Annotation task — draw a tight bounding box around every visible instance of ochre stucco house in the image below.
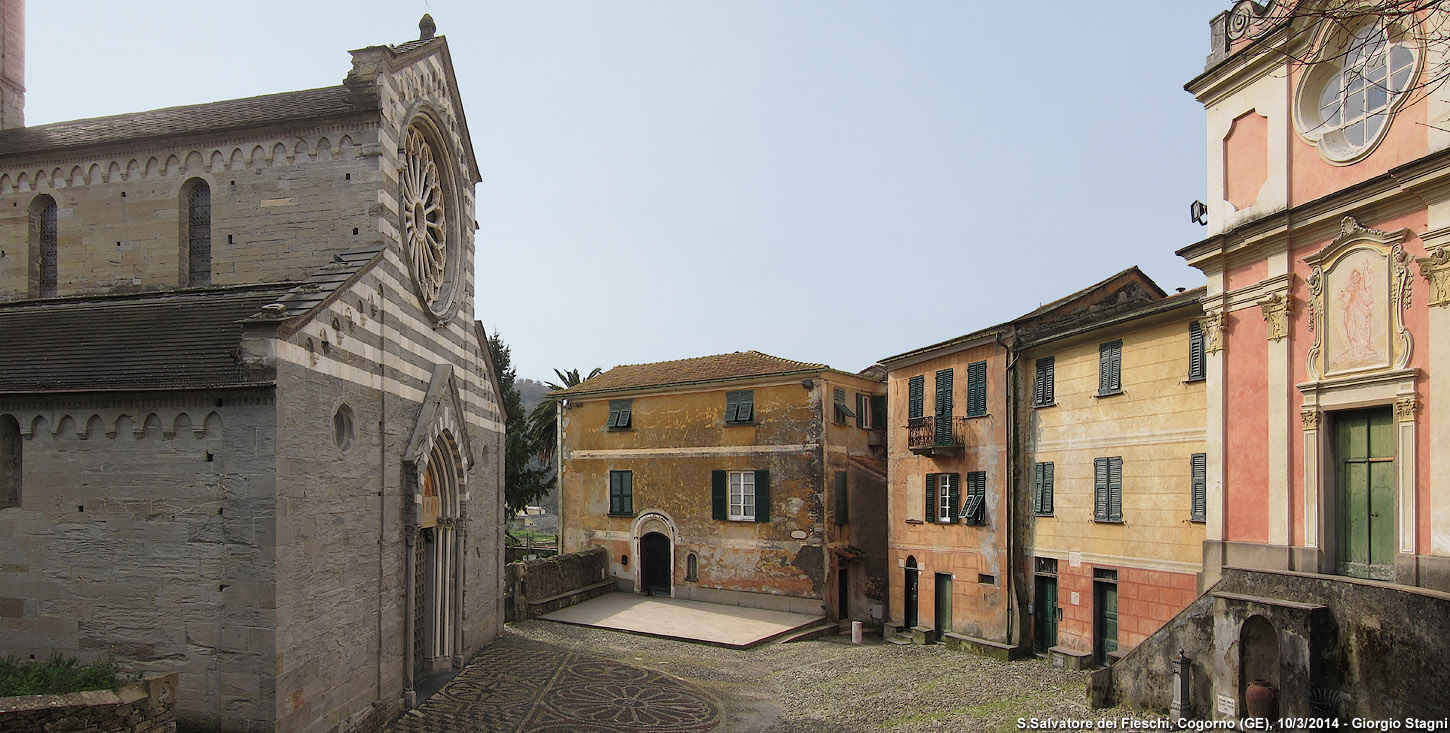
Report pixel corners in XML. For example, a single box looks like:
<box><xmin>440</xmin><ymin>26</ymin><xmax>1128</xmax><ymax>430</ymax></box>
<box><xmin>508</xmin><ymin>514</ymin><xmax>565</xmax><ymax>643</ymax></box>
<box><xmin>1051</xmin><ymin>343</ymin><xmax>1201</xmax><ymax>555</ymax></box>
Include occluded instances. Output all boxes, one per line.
<box><xmin>554</xmin><ymin>351</ymin><xmax>887</xmax><ymax>624</ymax></box>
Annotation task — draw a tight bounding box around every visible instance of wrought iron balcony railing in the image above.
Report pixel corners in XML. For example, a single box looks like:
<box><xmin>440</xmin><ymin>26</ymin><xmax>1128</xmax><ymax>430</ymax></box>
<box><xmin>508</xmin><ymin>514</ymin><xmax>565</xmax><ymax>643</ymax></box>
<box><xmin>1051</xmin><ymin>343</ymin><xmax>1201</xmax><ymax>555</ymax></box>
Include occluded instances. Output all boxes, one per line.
<box><xmin>907</xmin><ymin>415</ymin><xmax>966</xmax><ymax>454</ymax></box>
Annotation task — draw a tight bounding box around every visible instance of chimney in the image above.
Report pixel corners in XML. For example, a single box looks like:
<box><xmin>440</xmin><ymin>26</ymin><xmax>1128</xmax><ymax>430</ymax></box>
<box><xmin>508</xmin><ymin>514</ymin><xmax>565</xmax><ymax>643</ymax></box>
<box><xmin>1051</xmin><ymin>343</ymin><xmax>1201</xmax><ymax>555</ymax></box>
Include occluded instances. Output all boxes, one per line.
<box><xmin>0</xmin><ymin>0</ymin><xmax>24</xmax><ymax>129</ymax></box>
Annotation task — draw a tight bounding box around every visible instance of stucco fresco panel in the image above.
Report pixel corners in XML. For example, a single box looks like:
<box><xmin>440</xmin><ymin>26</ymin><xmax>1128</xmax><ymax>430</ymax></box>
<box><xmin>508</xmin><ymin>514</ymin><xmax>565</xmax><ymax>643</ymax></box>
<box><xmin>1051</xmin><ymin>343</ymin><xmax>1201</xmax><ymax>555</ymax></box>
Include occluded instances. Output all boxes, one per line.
<box><xmin>1224</xmin><ymin>110</ymin><xmax>1268</xmax><ymax>211</ymax></box>
<box><xmin>1323</xmin><ymin>249</ymin><xmax>1392</xmax><ymax>375</ymax></box>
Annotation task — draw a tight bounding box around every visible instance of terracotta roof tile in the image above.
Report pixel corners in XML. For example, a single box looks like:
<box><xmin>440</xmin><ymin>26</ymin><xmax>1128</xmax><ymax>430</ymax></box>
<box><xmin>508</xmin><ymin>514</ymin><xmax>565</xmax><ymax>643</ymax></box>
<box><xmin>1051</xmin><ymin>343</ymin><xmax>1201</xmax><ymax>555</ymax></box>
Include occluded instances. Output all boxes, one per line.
<box><xmin>554</xmin><ymin>351</ymin><xmax>829</xmax><ymax>396</ymax></box>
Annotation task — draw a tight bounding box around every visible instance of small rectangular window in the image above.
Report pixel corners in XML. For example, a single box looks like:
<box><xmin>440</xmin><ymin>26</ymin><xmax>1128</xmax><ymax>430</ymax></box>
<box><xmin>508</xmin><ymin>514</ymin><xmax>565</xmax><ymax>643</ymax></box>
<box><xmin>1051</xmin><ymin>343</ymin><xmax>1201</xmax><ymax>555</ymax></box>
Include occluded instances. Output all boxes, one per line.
<box><xmin>962</xmin><ymin>471</ymin><xmax>986</xmax><ymax>525</ymax></box>
<box><xmin>725</xmin><ymin>390</ymin><xmax>754</xmax><ymax>424</ymax></box>
<box><xmin>1098</xmin><ymin>341</ymin><xmax>1123</xmax><ymax>396</ymax></box>
<box><xmin>1033</xmin><ymin>357</ymin><xmax>1055</xmax><ymax>407</ymax></box>
<box><xmin>1035</xmin><ymin>557</ymin><xmax>1058</xmax><ymax>575</ymax></box>
<box><xmin>926</xmin><ymin>473</ymin><xmax>959</xmax><ymax>524</ymax></box>
<box><xmin>606</xmin><ymin>399</ymin><xmax>633</xmax><ymax>429</ymax></box>
<box><xmin>855</xmin><ymin>393</ymin><xmax>869</xmax><ymax>428</ymax></box>
<box><xmin>1094</xmin><ymin>456</ymin><xmax>1123</xmax><ymax>522</ymax></box>
<box><xmin>1190</xmin><ymin>453</ymin><xmax>1206</xmax><ymax>522</ymax></box>
<box><xmin>728</xmin><ymin>470</ymin><xmax>756</xmax><ymax>521</ymax></box>
<box><xmin>978</xmin><ymin>574</ymin><xmax>997</xmax><ymax>586</ymax></box>
<box><xmin>834</xmin><ymin>470</ymin><xmax>849</xmax><ymax>524</ymax></box>
<box><xmin>966</xmin><ymin>361</ymin><xmax>987</xmax><ymax>416</ymax></box>
<box><xmin>609</xmin><ymin>470</ymin><xmax>633</xmax><ymax>515</ymax></box>
<box><xmin>908</xmin><ymin>376</ymin><xmax>925</xmax><ymax>419</ymax></box>
<box><xmin>1188</xmin><ymin>321</ymin><xmax>1206</xmax><ymax>381</ymax></box>
<box><xmin>1033</xmin><ymin>462</ymin><xmax>1054</xmax><ymax>516</ymax></box>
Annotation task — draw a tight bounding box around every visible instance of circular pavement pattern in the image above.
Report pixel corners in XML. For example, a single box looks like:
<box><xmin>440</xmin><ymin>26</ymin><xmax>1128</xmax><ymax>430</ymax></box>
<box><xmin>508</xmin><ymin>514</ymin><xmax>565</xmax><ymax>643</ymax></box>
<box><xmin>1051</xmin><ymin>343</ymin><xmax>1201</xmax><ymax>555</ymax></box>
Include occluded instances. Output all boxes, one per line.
<box><xmin>388</xmin><ymin>636</ymin><xmax>721</xmax><ymax>733</ymax></box>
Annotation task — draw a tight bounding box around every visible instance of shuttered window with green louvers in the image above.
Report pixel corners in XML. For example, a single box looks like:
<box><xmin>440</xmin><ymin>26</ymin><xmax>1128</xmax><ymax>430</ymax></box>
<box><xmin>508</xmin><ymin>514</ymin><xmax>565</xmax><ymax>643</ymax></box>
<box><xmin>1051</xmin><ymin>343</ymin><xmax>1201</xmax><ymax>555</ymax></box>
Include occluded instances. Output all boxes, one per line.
<box><xmin>1190</xmin><ymin>453</ymin><xmax>1207</xmax><ymax>522</ymax></box>
<box><xmin>908</xmin><ymin>376</ymin><xmax>924</xmax><ymax>419</ymax></box>
<box><xmin>961</xmin><ymin>471</ymin><xmax>986</xmax><ymax>525</ymax></box>
<box><xmin>606</xmin><ymin>399</ymin><xmax>632</xmax><ymax>429</ymax></box>
<box><xmin>1188</xmin><ymin>321</ymin><xmax>1206</xmax><ymax>381</ymax></box>
<box><xmin>1033</xmin><ymin>357</ymin><xmax>1055</xmax><ymax>407</ymax></box>
<box><xmin>934</xmin><ymin>369</ymin><xmax>953</xmax><ymax>445</ymax></box>
<box><xmin>1094</xmin><ymin>456</ymin><xmax>1123</xmax><ymax>521</ymax></box>
<box><xmin>1033</xmin><ymin>462</ymin><xmax>1054</xmax><ymax>516</ymax></box>
<box><xmin>1098</xmin><ymin>341</ymin><xmax>1122</xmax><ymax>396</ymax></box>
<box><xmin>966</xmin><ymin>361</ymin><xmax>987</xmax><ymax>416</ymax></box>
<box><xmin>725</xmin><ymin>390</ymin><xmax>754</xmax><ymax>424</ymax></box>
<box><xmin>609</xmin><ymin>470</ymin><xmax>633</xmax><ymax>515</ymax></box>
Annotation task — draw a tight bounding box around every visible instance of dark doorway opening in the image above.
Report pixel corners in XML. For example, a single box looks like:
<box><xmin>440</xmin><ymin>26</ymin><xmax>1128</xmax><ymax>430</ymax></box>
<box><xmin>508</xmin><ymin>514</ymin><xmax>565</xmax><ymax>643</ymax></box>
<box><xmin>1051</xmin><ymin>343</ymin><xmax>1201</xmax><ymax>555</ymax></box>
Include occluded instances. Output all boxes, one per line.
<box><xmin>1093</xmin><ymin>569</ymin><xmax>1118</xmax><ymax>664</ymax></box>
<box><xmin>640</xmin><ymin>532</ymin><xmax>672</xmax><ymax>595</ymax></box>
<box><xmin>1035</xmin><ymin>574</ymin><xmax>1058</xmax><ymax>652</ymax></box>
<box><xmin>838</xmin><ymin>567</ymin><xmax>849</xmax><ymax>621</ymax></box>
<box><xmin>933</xmin><ymin>572</ymin><xmax>952</xmax><ymax>642</ymax></box>
<box><xmin>904</xmin><ymin>556</ymin><xmax>918</xmax><ymax>628</ymax></box>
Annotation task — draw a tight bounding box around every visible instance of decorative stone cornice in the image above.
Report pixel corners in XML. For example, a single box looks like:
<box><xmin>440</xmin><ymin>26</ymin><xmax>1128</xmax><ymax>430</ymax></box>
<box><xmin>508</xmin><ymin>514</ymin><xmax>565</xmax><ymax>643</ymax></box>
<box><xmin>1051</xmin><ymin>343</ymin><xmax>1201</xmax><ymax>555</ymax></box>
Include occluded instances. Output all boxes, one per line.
<box><xmin>1200</xmin><ymin>309</ymin><xmax>1227</xmax><ymax>354</ymax></box>
<box><xmin>1418</xmin><ymin>246</ymin><xmax>1450</xmax><ymax>307</ymax></box>
<box><xmin>1301</xmin><ymin>408</ymin><xmax>1320</xmax><ymax>430</ymax></box>
<box><xmin>1396</xmin><ymin>395</ymin><xmax>1418</xmax><ymax>422</ymax></box>
<box><xmin>1260</xmin><ymin>291</ymin><xmax>1291</xmax><ymax>341</ymax></box>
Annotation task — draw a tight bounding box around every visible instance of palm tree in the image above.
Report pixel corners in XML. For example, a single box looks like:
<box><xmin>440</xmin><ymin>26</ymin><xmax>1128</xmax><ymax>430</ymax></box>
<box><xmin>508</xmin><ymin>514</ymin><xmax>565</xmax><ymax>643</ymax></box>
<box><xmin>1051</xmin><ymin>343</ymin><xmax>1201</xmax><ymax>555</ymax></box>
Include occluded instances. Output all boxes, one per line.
<box><xmin>528</xmin><ymin>367</ymin><xmax>602</xmax><ymax>465</ymax></box>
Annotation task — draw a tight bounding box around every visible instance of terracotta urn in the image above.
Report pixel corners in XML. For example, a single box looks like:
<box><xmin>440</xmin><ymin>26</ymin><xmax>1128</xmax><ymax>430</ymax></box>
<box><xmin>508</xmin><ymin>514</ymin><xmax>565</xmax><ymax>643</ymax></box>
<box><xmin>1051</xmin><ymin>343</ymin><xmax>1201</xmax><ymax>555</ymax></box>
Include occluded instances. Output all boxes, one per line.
<box><xmin>1245</xmin><ymin>679</ymin><xmax>1277</xmax><ymax>718</ymax></box>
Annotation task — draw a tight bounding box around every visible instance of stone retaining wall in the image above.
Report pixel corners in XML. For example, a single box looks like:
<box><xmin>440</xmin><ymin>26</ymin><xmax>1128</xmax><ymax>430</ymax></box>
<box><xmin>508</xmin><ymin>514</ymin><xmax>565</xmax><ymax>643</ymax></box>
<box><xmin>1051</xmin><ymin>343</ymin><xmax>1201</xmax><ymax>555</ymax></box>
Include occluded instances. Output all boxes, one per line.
<box><xmin>0</xmin><ymin>672</ymin><xmax>177</xmax><ymax>733</ymax></box>
<box><xmin>506</xmin><ymin>546</ymin><xmax>610</xmax><ymax>621</ymax></box>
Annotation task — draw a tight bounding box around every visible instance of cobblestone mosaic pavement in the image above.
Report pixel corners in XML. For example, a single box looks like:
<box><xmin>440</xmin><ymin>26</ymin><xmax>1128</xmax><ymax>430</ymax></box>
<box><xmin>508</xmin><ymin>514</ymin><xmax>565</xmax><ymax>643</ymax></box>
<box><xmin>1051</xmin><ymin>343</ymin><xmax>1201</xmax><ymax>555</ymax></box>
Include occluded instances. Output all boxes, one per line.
<box><xmin>387</xmin><ymin>634</ymin><xmax>721</xmax><ymax>733</ymax></box>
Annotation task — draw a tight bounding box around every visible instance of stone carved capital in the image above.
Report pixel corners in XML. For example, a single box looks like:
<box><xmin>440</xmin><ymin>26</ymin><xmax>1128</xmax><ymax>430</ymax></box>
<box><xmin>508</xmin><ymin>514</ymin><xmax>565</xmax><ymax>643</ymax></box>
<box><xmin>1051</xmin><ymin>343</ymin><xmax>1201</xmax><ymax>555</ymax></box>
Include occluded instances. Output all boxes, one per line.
<box><xmin>1396</xmin><ymin>395</ymin><xmax>1417</xmax><ymax>422</ymax></box>
<box><xmin>1200</xmin><ymin>310</ymin><xmax>1227</xmax><ymax>354</ymax></box>
<box><xmin>1260</xmin><ymin>291</ymin><xmax>1291</xmax><ymax>341</ymax></box>
<box><xmin>1418</xmin><ymin>246</ymin><xmax>1450</xmax><ymax>307</ymax></box>
<box><xmin>1301</xmin><ymin>408</ymin><xmax>1320</xmax><ymax>430</ymax></box>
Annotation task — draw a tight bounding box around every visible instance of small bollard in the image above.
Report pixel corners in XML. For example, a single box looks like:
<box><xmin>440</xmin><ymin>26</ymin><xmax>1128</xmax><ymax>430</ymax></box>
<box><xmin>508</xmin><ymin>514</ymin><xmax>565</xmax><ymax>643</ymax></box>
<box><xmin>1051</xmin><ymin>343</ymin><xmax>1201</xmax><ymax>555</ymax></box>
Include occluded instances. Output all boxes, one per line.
<box><xmin>851</xmin><ymin>621</ymin><xmax>863</xmax><ymax>644</ymax></box>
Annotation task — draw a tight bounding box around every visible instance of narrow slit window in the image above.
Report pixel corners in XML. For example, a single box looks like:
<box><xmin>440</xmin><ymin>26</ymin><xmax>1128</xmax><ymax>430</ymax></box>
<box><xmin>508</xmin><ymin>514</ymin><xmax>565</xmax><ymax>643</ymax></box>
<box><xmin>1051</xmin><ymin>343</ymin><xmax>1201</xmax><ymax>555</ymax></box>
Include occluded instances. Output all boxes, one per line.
<box><xmin>187</xmin><ymin>181</ymin><xmax>212</xmax><ymax>286</ymax></box>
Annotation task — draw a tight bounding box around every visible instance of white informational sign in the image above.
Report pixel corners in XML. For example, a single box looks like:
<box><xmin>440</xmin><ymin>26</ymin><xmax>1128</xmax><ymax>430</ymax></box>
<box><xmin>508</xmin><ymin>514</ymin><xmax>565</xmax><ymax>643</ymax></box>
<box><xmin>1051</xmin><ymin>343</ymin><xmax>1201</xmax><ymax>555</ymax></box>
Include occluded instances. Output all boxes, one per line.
<box><xmin>1070</xmin><ymin>591</ymin><xmax>1080</xmax><ymax>606</ymax></box>
<box><xmin>1217</xmin><ymin>694</ymin><xmax>1235</xmax><ymax>717</ymax></box>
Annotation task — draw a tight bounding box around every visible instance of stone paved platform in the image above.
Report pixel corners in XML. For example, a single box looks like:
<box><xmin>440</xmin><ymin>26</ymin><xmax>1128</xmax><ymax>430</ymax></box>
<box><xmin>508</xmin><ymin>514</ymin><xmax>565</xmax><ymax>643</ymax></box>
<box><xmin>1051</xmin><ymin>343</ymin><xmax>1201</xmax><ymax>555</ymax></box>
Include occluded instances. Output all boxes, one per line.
<box><xmin>387</xmin><ymin>634</ymin><xmax>721</xmax><ymax>733</ymax></box>
<box><xmin>537</xmin><ymin>592</ymin><xmax>823</xmax><ymax>648</ymax></box>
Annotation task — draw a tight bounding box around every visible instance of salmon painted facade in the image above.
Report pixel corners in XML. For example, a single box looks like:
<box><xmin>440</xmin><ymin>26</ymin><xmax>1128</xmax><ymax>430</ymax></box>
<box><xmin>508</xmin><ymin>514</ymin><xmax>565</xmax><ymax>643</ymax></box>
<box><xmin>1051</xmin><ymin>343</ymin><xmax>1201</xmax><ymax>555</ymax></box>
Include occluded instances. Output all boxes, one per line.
<box><xmin>554</xmin><ymin>351</ymin><xmax>887</xmax><ymax>622</ymax></box>
<box><xmin>1093</xmin><ymin>2</ymin><xmax>1450</xmax><ymax>721</ymax></box>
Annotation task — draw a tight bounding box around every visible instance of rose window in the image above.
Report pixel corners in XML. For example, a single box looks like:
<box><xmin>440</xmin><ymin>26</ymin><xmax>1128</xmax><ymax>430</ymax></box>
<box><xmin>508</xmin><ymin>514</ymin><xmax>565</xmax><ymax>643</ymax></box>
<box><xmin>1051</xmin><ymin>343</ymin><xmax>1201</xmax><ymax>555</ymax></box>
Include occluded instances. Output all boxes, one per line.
<box><xmin>401</xmin><ymin>126</ymin><xmax>448</xmax><ymax>309</ymax></box>
<box><xmin>1295</xmin><ymin>22</ymin><xmax>1418</xmax><ymax>164</ymax></box>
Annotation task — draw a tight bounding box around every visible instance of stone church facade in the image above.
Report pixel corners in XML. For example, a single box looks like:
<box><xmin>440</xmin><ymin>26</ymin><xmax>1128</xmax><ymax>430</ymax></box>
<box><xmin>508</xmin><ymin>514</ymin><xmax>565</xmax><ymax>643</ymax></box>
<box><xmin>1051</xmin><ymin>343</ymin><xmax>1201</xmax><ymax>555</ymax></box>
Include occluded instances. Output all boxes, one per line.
<box><xmin>0</xmin><ymin>4</ymin><xmax>505</xmax><ymax>731</ymax></box>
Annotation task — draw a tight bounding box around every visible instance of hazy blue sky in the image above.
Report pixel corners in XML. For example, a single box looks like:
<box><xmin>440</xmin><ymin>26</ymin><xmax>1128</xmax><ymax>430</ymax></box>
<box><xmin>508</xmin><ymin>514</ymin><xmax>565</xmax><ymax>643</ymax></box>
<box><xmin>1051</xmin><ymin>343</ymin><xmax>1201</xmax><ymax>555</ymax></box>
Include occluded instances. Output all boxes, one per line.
<box><xmin>26</xmin><ymin>1</ymin><xmax>1230</xmax><ymax>381</ymax></box>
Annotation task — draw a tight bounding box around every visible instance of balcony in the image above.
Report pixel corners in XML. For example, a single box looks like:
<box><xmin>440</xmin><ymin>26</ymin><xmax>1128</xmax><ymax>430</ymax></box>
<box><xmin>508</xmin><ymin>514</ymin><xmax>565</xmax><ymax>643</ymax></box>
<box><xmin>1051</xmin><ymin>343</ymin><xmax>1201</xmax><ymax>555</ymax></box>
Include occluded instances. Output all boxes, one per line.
<box><xmin>907</xmin><ymin>415</ymin><xmax>966</xmax><ymax>455</ymax></box>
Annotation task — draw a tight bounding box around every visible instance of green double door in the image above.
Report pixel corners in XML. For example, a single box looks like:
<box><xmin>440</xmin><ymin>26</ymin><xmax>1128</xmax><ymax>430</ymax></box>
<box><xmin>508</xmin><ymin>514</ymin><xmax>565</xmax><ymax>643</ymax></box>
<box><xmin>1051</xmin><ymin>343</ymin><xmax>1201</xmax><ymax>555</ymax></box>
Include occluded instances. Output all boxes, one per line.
<box><xmin>1335</xmin><ymin>407</ymin><xmax>1396</xmax><ymax>581</ymax></box>
<box><xmin>1034</xmin><ymin>576</ymin><xmax>1058</xmax><ymax>652</ymax></box>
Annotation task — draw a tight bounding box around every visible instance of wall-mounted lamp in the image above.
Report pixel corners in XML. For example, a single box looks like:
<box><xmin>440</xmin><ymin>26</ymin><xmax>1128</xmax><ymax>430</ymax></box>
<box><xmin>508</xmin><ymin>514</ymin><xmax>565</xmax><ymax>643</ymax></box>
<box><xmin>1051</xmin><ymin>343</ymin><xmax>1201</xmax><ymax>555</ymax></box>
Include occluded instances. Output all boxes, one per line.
<box><xmin>1190</xmin><ymin>201</ymin><xmax>1208</xmax><ymax>226</ymax></box>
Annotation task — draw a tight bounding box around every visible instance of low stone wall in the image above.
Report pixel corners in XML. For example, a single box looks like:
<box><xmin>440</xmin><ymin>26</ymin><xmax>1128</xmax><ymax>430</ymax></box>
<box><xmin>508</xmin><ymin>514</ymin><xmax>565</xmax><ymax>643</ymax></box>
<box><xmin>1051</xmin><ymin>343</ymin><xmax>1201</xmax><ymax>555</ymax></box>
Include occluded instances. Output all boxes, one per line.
<box><xmin>0</xmin><ymin>672</ymin><xmax>177</xmax><ymax>733</ymax></box>
<box><xmin>1090</xmin><ymin>567</ymin><xmax>1450</xmax><ymax>721</ymax></box>
<box><xmin>506</xmin><ymin>546</ymin><xmax>611</xmax><ymax>622</ymax></box>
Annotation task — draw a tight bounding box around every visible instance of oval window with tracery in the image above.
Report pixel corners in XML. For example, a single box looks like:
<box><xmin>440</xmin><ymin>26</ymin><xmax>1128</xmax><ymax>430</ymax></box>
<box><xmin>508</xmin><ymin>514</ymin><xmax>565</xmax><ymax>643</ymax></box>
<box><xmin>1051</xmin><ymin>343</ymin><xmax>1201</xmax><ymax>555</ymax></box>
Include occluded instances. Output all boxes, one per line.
<box><xmin>1296</xmin><ymin>22</ymin><xmax>1419</xmax><ymax>164</ymax></box>
<box><xmin>401</xmin><ymin>125</ymin><xmax>449</xmax><ymax>311</ymax></box>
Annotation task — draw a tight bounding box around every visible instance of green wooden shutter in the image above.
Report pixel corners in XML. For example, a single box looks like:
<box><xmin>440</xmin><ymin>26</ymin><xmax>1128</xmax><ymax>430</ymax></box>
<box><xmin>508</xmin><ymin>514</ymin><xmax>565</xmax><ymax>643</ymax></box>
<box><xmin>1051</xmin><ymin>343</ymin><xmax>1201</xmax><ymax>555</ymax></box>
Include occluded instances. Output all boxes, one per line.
<box><xmin>967</xmin><ymin>361</ymin><xmax>986</xmax><ymax>416</ymax></box>
<box><xmin>609</xmin><ymin>471</ymin><xmax>619</xmax><ymax>514</ymax></box>
<box><xmin>908</xmin><ymin>376</ymin><xmax>924</xmax><ymax>419</ymax></box>
<box><xmin>1109</xmin><ymin>457</ymin><xmax>1123</xmax><ymax>521</ymax></box>
<box><xmin>947</xmin><ymin>473</ymin><xmax>960</xmax><ymax>524</ymax></box>
<box><xmin>1188</xmin><ymin>322</ymin><xmax>1205</xmax><ymax>380</ymax></box>
<box><xmin>1094</xmin><ymin>458</ymin><xmax>1109</xmax><ymax>520</ymax></box>
<box><xmin>1042</xmin><ymin>462</ymin><xmax>1054</xmax><ymax>515</ymax></box>
<box><xmin>712</xmin><ymin>470</ymin><xmax>727</xmax><ymax>520</ymax></box>
<box><xmin>754</xmin><ymin>469</ymin><xmax>770</xmax><ymax>523</ymax></box>
<box><xmin>935</xmin><ymin>369</ymin><xmax>953</xmax><ymax>445</ymax></box>
<box><xmin>925</xmin><ymin>473</ymin><xmax>937</xmax><ymax>522</ymax></box>
<box><xmin>1099</xmin><ymin>344</ymin><xmax>1112</xmax><ymax>394</ymax></box>
<box><xmin>1033</xmin><ymin>360</ymin><xmax>1047</xmax><ymax>406</ymax></box>
<box><xmin>725</xmin><ymin>392</ymin><xmax>740</xmax><ymax>422</ymax></box>
<box><xmin>835</xmin><ymin>471</ymin><xmax>849</xmax><ymax>523</ymax></box>
<box><xmin>1044</xmin><ymin>358</ymin><xmax>1054</xmax><ymax>404</ymax></box>
<box><xmin>1033</xmin><ymin>463</ymin><xmax>1045</xmax><ymax>514</ymax></box>
<box><xmin>1191</xmin><ymin>453</ymin><xmax>1206</xmax><ymax>521</ymax></box>
<box><xmin>856</xmin><ymin>393</ymin><xmax>866</xmax><ymax>428</ymax></box>
<box><xmin>870</xmin><ymin>394</ymin><xmax>887</xmax><ymax>429</ymax></box>
<box><xmin>738</xmin><ymin>391</ymin><xmax>753</xmax><ymax>422</ymax></box>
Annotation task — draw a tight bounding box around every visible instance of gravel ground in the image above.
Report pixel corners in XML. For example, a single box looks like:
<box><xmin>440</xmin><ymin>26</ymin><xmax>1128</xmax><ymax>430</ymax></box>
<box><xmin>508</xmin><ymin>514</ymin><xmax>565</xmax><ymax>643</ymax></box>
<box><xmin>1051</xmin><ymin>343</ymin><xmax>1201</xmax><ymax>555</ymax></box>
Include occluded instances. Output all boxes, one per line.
<box><xmin>505</xmin><ymin>620</ymin><xmax>1148</xmax><ymax>733</ymax></box>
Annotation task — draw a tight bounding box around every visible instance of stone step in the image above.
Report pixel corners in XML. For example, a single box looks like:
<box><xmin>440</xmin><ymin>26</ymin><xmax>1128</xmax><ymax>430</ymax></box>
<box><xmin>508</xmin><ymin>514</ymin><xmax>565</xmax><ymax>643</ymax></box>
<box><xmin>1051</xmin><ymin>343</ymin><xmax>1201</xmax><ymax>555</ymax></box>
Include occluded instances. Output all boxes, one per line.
<box><xmin>776</xmin><ymin>622</ymin><xmax>840</xmax><ymax>644</ymax></box>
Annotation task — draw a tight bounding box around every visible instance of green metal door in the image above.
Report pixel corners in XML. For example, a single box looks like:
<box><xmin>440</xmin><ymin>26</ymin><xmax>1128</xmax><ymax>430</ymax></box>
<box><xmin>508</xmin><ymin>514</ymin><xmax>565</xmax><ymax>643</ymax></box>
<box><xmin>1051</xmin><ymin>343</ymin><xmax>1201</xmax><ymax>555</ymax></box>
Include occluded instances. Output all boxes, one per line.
<box><xmin>934</xmin><ymin>573</ymin><xmax>952</xmax><ymax>641</ymax></box>
<box><xmin>1335</xmin><ymin>407</ymin><xmax>1395</xmax><ymax>581</ymax></box>
<box><xmin>1094</xmin><ymin>581</ymin><xmax>1117</xmax><ymax>663</ymax></box>
<box><xmin>1035</xmin><ymin>575</ymin><xmax>1058</xmax><ymax>652</ymax></box>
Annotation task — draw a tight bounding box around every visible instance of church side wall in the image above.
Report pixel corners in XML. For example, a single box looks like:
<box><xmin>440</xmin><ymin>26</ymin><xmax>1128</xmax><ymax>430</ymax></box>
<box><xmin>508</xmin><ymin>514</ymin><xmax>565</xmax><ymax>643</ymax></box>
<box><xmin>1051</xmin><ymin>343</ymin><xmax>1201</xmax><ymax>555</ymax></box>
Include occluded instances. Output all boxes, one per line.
<box><xmin>0</xmin><ymin>392</ymin><xmax>278</xmax><ymax>731</ymax></box>
<box><xmin>0</xmin><ymin>121</ymin><xmax>380</xmax><ymax>300</ymax></box>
